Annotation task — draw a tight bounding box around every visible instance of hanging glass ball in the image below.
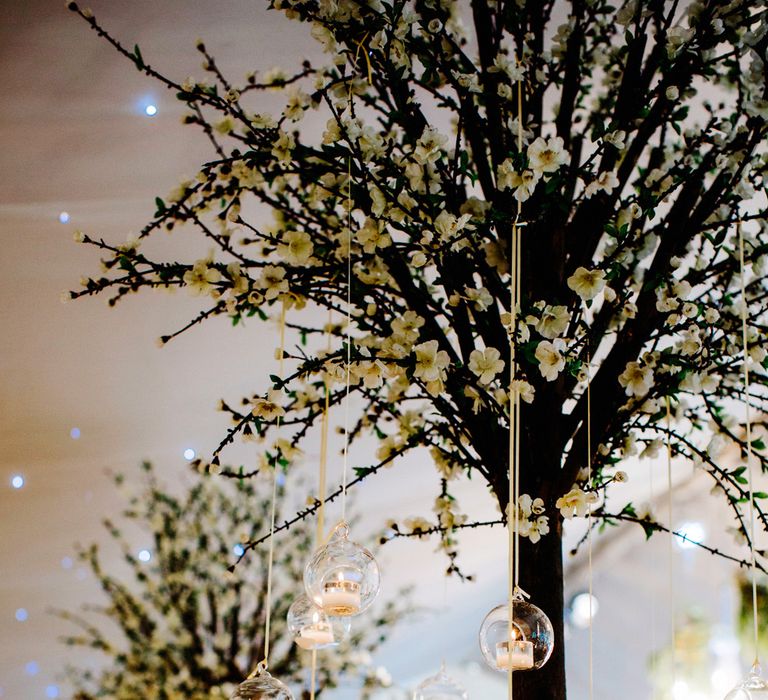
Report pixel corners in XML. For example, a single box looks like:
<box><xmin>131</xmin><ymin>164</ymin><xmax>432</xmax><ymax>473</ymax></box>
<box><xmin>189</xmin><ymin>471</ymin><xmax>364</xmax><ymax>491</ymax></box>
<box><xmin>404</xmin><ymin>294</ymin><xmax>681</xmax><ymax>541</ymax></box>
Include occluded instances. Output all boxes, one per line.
<box><xmin>413</xmin><ymin>663</ymin><xmax>468</xmax><ymax>700</ymax></box>
<box><xmin>304</xmin><ymin>521</ymin><xmax>381</xmax><ymax>616</ymax></box>
<box><xmin>230</xmin><ymin>670</ymin><xmax>294</xmax><ymax>699</ymax></box>
<box><xmin>286</xmin><ymin>593</ymin><xmax>350</xmax><ymax>649</ymax></box>
<box><xmin>478</xmin><ymin>599</ymin><xmax>554</xmax><ymax>672</ymax></box>
<box><xmin>724</xmin><ymin>665</ymin><xmax>768</xmax><ymax>699</ymax></box>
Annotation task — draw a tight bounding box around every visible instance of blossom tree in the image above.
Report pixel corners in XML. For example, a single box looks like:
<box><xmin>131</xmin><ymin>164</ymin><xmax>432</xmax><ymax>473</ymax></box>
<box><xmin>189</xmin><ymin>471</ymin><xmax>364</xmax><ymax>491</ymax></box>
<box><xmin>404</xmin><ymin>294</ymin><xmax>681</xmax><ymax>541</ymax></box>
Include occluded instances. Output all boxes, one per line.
<box><xmin>66</xmin><ymin>0</ymin><xmax>768</xmax><ymax>697</ymax></box>
<box><xmin>59</xmin><ymin>463</ymin><xmax>404</xmax><ymax>699</ymax></box>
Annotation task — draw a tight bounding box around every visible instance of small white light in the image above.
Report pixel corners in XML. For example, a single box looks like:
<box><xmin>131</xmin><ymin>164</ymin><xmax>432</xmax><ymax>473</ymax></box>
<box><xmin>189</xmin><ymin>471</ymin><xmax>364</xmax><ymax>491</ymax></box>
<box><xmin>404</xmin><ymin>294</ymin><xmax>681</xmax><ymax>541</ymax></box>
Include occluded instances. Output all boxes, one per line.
<box><xmin>25</xmin><ymin>661</ymin><xmax>39</xmax><ymax>676</ymax></box>
<box><xmin>10</xmin><ymin>474</ymin><xmax>24</xmax><ymax>489</ymax></box>
<box><xmin>676</xmin><ymin>521</ymin><xmax>706</xmax><ymax>550</ymax></box>
<box><xmin>46</xmin><ymin>686</ymin><xmax>60</xmax><ymax>699</ymax></box>
<box><xmin>233</xmin><ymin>544</ymin><xmax>245</xmax><ymax>557</ymax></box>
<box><xmin>570</xmin><ymin>592</ymin><xmax>599</xmax><ymax>629</ymax></box>
<box><xmin>145</xmin><ymin>104</ymin><xmax>157</xmax><ymax>116</ymax></box>
<box><xmin>70</xmin><ymin>427</ymin><xmax>81</xmax><ymax>440</ymax></box>
<box><xmin>15</xmin><ymin>608</ymin><xmax>28</xmax><ymax>622</ymax></box>
<box><xmin>61</xmin><ymin>557</ymin><xmax>74</xmax><ymax>570</ymax></box>
<box><xmin>58</xmin><ymin>211</ymin><xmax>70</xmax><ymax>224</ymax></box>
<box><xmin>183</xmin><ymin>448</ymin><xmax>196</xmax><ymax>461</ymax></box>
<box><xmin>138</xmin><ymin>549</ymin><xmax>152</xmax><ymax>562</ymax></box>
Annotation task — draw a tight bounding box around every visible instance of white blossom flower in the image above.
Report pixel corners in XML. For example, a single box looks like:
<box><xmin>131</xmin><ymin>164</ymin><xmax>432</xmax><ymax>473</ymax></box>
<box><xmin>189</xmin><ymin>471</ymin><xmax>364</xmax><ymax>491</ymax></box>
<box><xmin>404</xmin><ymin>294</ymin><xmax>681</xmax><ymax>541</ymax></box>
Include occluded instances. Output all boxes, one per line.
<box><xmin>489</xmin><ymin>54</ymin><xmax>525</xmax><ymax>82</ymax></box>
<box><xmin>358</xmin><ymin>217</ymin><xmax>392</xmax><ymax>254</ymax></box>
<box><xmin>679</xmin><ymin>328</ymin><xmax>702</xmax><ymax>356</ymax></box>
<box><xmin>183</xmin><ymin>259</ymin><xmax>221</xmax><ymax>296</ymax></box>
<box><xmin>283</xmin><ymin>89</ymin><xmax>309</xmax><ymax>121</ymax></box>
<box><xmin>271</xmin><ymin>130</ymin><xmax>295</xmax><ymax>162</ymax></box>
<box><xmin>353</xmin><ymin>360</ymin><xmax>388</xmax><ymax>389</ymax></box>
<box><xmin>413</xmin><ymin>126</ymin><xmax>447</xmax><ymax>164</ymax></box>
<box><xmin>604</xmin><ymin>130</ymin><xmax>626</xmax><ymax>150</ymax></box>
<box><xmin>257</xmin><ymin>265</ymin><xmax>288</xmax><ymax>300</ymax></box>
<box><xmin>584</xmin><ymin>170</ymin><xmax>620</xmax><ymax>198</ymax></box>
<box><xmin>455</xmin><ymin>71</ymin><xmax>481</xmax><ymax>93</ymax></box>
<box><xmin>251</xmin><ymin>389</ymin><xmax>285</xmax><ymax>420</ymax></box>
<box><xmin>666</xmin><ymin>26</ymin><xmax>694</xmax><ymax>57</ymax></box>
<box><xmin>535</xmin><ymin>339</ymin><xmax>566</xmax><ymax>381</ymax></box>
<box><xmin>556</xmin><ymin>486</ymin><xmax>597</xmax><ymax>518</ymax></box>
<box><xmin>469</xmin><ymin>347</ymin><xmax>505</xmax><ymax>385</ymax></box>
<box><xmin>537</xmin><ymin>304</ymin><xmax>570</xmax><ymax>339</ymax></box>
<box><xmin>567</xmin><ymin>266</ymin><xmax>606</xmax><ymax>301</ymax></box>
<box><xmin>510</xmin><ymin>379</ymin><xmax>535</xmax><ymax>404</ymax></box>
<box><xmin>527</xmin><ymin>136</ymin><xmax>568</xmax><ymax>175</ymax></box>
<box><xmin>465</xmin><ymin>286</ymin><xmax>493</xmax><ymax>312</ymax></box>
<box><xmin>276</xmin><ymin>230</ymin><xmax>313</xmax><ymax>265</ymax></box>
<box><xmin>433</xmin><ymin>210</ymin><xmax>472</xmax><ymax>246</ymax></box>
<box><xmin>413</xmin><ymin>340</ymin><xmax>450</xmax><ymax>394</ymax></box>
<box><xmin>618</xmin><ymin>361</ymin><xmax>654</xmax><ymax>397</ymax></box>
<box><xmin>497</xmin><ymin>159</ymin><xmax>541</xmax><ymax>201</ymax></box>
<box><xmin>528</xmin><ymin>516</ymin><xmax>550</xmax><ymax>543</ymax></box>
<box><xmin>391</xmin><ymin>310</ymin><xmax>425</xmax><ymax>345</ymax></box>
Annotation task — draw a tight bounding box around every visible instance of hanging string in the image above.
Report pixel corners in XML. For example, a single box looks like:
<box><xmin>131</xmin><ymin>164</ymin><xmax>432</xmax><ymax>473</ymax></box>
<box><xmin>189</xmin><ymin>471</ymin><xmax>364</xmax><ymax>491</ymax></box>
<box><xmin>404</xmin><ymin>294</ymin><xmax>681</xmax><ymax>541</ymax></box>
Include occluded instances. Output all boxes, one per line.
<box><xmin>586</xmin><ymin>346</ymin><xmax>594</xmax><ymax>700</ymax></box>
<box><xmin>310</xmin><ymin>314</ymin><xmax>333</xmax><ymax>700</ymax></box>
<box><xmin>649</xmin><ymin>459</ymin><xmax>658</xmax><ymax>699</ymax></box>
<box><xmin>317</xmin><ymin>310</ymin><xmax>333</xmax><ymax>542</ymax></box>
<box><xmin>665</xmin><ymin>397</ymin><xmax>676</xmax><ymax>681</ymax></box>
<box><xmin>310</xmin><ymin>649</ymin><xmax>317</xmax><ymax>700</ymax></box>
<box><xmin>738</xmin><ymin>220</ymin><xmax>760</xmax><ymax>668</ymax></box>
<box><xmin>250</xmin><ymin>298</ymin><xmax>287</xmax><ymax>677</ymax></box>
<box><xmin>506</xmin><ymin>62</ymin><xmax>526</xmax><ymax>700</ymax></box>
<box><xmin>340</xmin><ymin>143</ymin><xmax>353</xmax><ymax>524</ymax></box>
<box><xmin>340</xmin><ymin>40</ymin><xmax>371</xmax><ymax>525</ymax></box>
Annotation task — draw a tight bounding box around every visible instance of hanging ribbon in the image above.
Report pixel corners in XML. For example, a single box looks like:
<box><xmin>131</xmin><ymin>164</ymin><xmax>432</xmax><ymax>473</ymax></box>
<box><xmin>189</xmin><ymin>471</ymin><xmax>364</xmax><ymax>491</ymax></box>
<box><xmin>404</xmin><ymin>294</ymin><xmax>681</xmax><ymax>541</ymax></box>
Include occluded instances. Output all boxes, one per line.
<box><xmin>586</xmin><ymin>346</ymin><xmax>594</xmax><ymax>700</ymax></box>
<box><xmin>665</xmin><ymin>397</ymin><xmax>676</xmax><ymax>682</ymax></box>
<box><xmin>738</xmin><ymin>221</ymin><xmax>760</xmax><ymax>668</ymax></box>
<box><xmin>506</xmin><ymin>60</ymin><xmax>526</xmax><ymax>700</ymax></box>
<box><xmin>249</xmin><ymin>298</ymin><xmax>287</xmax><ymax>678</ymax></box>
<box><xmin>310</xmin><ymin>315</ymin><xmax>333</xmax><ymax>700</ymax></box>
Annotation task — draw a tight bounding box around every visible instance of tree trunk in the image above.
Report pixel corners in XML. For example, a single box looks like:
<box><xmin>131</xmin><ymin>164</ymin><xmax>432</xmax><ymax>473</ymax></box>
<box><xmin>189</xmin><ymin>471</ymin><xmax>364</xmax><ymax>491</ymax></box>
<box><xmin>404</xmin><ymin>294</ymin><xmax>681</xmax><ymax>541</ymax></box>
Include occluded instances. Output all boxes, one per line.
<box><xmin>514</xmin><ymin>523</ymin><xmax>566</xmax><ymax>700</ymax></box>
<box><xmin>486</xmin><ymin>390</ymin><xmax>568</xmax><ymax>698</ymax></box>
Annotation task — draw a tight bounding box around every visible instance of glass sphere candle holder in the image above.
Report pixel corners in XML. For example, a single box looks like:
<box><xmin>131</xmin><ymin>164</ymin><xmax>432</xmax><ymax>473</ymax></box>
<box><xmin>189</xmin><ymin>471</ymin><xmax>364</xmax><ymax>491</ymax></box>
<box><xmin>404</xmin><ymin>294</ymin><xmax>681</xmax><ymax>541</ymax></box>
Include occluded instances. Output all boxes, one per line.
<box><xmin>478</xmin><ymin>598</ymin><xmax>554</xmax><ymax>672</ymax></box>
<box><xmin>725</xmin><ymin>665</ymin><xmax>768</xmax><ymax>699</ymax></box>
<box><xmin>413</xmin><ymin>663</ymin><xmax>468</xmax><ymax>699</ymax></box>
<box><xmin>304</xmin><ymin>521</ymin><xmax>380</xmax><ymax>616</ymax></box>
<box><xmin>286</xmin><ymin>594</ymin><xmax>350</xmax><ymax>650</ymax></box>
<box><xmin>230</xmin><ymin>669</ymin><xmax>294</xmax><ymax>699</ymax></box>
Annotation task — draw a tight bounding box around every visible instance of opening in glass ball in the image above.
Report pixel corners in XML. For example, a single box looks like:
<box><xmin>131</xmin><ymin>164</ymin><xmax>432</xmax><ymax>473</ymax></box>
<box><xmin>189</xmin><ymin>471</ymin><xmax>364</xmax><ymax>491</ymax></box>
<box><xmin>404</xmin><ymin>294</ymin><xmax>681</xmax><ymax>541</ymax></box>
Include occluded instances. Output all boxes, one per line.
<box><xmin>304</xmin><ymin>522</ymin><xmax>381</xmax><ymax>617</ymax></box>
<box><xmin>413</xmin><ymin>664</ymin><xmax>468</xmax><ymax>700</ymax></box>
<box><xmin>724</xmin><ymin>667</ymin><xmax>768</xmax><ymax>700</ymax></box>
<box><xmin>478</xmin><ymin>599</ymin><xmax>554</xmax><ymax>672</ymax></box>
<box><xmin>286</xmin><ymin>593</ymin><xmax>350</xmax><ymax>649</ymax></box>
<box><xmin>230</xmin><ymin>671</ymin><xmax>294</xmax><ymax>699</ymax></box>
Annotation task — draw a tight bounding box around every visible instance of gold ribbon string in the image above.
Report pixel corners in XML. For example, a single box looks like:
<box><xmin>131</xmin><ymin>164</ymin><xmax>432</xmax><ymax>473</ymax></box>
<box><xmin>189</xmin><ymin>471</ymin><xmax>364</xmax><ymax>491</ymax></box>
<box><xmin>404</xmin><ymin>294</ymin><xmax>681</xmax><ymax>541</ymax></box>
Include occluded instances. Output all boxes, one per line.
<box><xmin>665</xmin><ymin>397</ymin><xmax>676</xmax><ymax>682</ymax></box>
<box><xmin>339</xmin><ymin>37</ymin><xmax>372</xmax><ymax>523</ymax></box>
<box><xmin>586</xmin><ymin>347</ymin><xmax>593</xmax><ymax>700</ymax></box>
<box><xmin>309</xmin><ymin>313</ymin><xmax>333</xmax><ymax>700</ymax></box>
<box><xmin>739</xmin><ymin>221</ymin><xmax>760</xmax><ymax>667</ymax></box>
<box><xmin>250</xmin><ymin>298</ymin><xmax>287</xmax><ymax>677</ymax></box>
<box><xmin>507</xmin><ymin>60</ymin><xmax>526</xmax><ymax>700</ymax></box>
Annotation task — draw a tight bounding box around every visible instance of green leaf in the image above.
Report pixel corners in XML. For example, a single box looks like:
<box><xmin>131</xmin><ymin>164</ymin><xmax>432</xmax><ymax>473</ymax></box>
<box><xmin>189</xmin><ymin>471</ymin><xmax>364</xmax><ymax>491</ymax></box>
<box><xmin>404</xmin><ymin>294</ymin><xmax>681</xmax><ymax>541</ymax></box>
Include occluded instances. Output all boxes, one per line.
<box><xmin>133</xmin><ymin>44</ymin><xmax>145</xmax><ymax>70</ymax></box>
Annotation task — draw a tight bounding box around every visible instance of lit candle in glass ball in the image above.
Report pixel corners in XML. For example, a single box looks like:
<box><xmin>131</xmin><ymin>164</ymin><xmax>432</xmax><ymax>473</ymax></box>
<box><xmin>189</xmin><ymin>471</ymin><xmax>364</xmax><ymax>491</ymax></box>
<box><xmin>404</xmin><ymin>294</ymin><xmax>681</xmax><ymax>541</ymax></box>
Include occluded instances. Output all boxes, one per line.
<box><xmin>321</xmin><ymin>575</ymin><xmax>362</xmax><ymax>616</ymax></box>
<box><xmin>495</xmin><ymin>638</ymin><xmax>534</xmax><ymax>671</ymax></box>
<box><xmin>296</xmin><ymin>612</ymin><xmax>334</xmax><ymax>649</ymax></box>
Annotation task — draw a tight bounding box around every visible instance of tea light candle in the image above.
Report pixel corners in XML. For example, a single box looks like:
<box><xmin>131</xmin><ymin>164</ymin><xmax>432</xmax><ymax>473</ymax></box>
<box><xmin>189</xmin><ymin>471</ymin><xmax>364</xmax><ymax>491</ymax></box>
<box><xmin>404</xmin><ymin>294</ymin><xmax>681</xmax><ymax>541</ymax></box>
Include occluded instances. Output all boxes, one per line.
<box><xmin>496</xmin><ymin>639</ymin><xmax>534</xmax><ymax>670</ymax></box>
<box><xmin>321</xmin><ymin>579</ymin><xmax>362</xmax><ymax>615</ymax></box>
<box><xmin>295</xmin><ymin>623</ymin><xmax>334</xmax><ymax>649</ymax></box>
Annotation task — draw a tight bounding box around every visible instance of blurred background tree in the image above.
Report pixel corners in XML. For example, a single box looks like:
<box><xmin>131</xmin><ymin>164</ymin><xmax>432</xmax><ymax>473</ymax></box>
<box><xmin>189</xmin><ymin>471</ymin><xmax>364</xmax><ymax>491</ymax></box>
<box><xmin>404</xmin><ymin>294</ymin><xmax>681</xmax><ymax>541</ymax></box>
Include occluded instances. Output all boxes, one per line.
<box><xmin>56</xmin><ymin>462</ymin><xmax>406</xmax><ymax>699</ymax></box>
